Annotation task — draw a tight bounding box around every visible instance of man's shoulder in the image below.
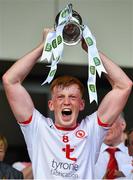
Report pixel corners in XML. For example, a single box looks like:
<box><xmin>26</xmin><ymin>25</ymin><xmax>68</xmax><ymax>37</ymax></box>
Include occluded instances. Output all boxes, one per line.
<box><xmin>83</xmin><ymin>111</ymin><xmax>97</xmax><ymax>121</ymax></box>
<box><xmin>79</xmin><ymin>111</ymin><xmax>98</xmax><ymax>127</ymax></box>
<box><xmin>85</xmin><ymin>110</ymin><xmax>97</xmax><ymax>118</ymax></box>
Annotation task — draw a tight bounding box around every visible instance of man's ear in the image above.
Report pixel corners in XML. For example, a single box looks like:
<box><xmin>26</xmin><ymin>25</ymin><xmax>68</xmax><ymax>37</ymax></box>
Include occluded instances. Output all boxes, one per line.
<box><xmin>121</xmin><ymin>120</ymin><xmax>126</xmax><ymax>131</ymax></box>
<box><xmin>79</xmin><ymin>99</ymin><xmax>85</xmax><ymax>111</ymax></box>
<box><xmin>48</xmin><ymin>100</ymin><xmax>54</xmax><ymax>111</ymax></box>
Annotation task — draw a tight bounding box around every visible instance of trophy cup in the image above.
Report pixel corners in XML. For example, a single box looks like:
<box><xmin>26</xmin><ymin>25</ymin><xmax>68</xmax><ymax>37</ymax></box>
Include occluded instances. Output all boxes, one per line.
<box><xmin>41</xmin><ymin>3</ymin><xmax>106</xmax><ymax>104</ymax></box>
<box><xmin>54</xmin><ymin>7</ymin><xmax>83</xmax><ymax>46</ymax></box>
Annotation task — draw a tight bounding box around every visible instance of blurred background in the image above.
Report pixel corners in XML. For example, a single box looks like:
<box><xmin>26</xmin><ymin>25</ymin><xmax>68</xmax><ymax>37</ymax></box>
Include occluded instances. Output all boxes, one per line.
<box><xmin>0</xmin><ymin>0</ymin><xmax>133</xmax><ymax>164</ymax></box>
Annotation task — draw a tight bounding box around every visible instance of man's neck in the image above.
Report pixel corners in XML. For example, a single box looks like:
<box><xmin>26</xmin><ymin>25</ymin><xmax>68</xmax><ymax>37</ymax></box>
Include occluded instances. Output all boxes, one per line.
<box><xmin>104</xmin><ymin>138</ymin><xmax>123</xmax><ymax>147</ymax></box>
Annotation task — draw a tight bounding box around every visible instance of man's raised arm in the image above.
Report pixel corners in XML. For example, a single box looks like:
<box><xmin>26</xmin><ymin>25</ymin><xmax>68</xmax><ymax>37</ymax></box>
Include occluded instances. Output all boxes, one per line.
<box><xmin>97</xmin><ymin>51</ymin><xmax>132</xmax><ymax>125</ymax></box>
<box><xmin>2</xmin><ymin>29</ymin><xmax>51</xmax><ymax>123</ymax></box>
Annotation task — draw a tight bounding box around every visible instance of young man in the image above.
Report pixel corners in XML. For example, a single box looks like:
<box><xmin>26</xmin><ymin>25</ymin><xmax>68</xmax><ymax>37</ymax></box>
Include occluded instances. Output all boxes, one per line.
<box><xmin>2</xmin><ymin>28</ymin><xmax>132</xmax><ymax>179</ymax></box>
<box><xmin>94</xmin><ymin>115</ymin><xmax>133</xmax><ymax>179</ymax></box>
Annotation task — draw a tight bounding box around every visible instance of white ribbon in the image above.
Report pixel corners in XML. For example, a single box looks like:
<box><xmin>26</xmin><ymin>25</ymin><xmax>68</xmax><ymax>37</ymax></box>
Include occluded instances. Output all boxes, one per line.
<box><xmin>58</xmin><ymin>3</ymin><xmax>72</xmax><ymax>25</ymax></box>
<box><xmin>41</xmin><ymin>4</ymin><xmax>72</xmax><ymax>85</ymax></box>
<box><xmin>40</xmin><ymin>3</ymin><xmax>107</xmax><ymax>103</ymax></box>
<box><xmin>82</xmin><ymin>25</ymin><xmax>107</xmax><ymax>103</ymax></box>
<box><xmin>40</xmin><ymin>31</ymin><xmax>54</xmax><ymax>63</ymax></box>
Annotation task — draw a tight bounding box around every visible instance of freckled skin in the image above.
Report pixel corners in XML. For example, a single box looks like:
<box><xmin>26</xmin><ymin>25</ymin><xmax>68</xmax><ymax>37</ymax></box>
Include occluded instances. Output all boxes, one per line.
<box><xmin>48</xmin><ymin>84</ymin><xmax>85</xmax><ymax>128</ymax></box>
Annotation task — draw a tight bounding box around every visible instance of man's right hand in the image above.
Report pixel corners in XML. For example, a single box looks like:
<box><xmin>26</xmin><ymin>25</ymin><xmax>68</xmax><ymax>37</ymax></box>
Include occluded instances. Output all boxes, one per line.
<box><xmin>42</xmin><ymin>28</ymin><xmax>54</xmax><ymax>43</ymax></box>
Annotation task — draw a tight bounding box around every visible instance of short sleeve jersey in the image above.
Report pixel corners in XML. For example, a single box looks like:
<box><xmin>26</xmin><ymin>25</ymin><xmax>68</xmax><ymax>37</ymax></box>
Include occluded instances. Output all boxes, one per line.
<box><xmin>20</xmin><ymin>108</ymin><xmax>108</xmax><ymax>179</ymax></box>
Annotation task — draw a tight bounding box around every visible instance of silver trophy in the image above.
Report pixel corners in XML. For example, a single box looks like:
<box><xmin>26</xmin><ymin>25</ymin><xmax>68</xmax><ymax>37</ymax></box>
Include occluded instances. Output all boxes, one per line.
<box><xmin>54</xmin><ymin>5</ymin><xmax>83</xmax><ymax>46</ymax></box>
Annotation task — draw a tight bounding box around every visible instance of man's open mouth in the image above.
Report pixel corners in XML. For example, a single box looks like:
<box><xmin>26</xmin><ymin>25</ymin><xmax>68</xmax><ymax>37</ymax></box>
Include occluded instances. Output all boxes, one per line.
<box><xmin>62</xmin><ymin>109</ymin><xmax>72</xmax><ymax>116</ymax></box>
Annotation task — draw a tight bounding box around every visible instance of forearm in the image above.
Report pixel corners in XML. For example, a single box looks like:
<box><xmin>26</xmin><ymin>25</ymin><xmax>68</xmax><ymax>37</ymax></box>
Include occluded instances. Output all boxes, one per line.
<box><xmin>99</xmin><ymin>51</ymin><xmax>132</xmax><ymax>89</ymax></box>
<box><xmin>2</xmin><ymin>28</ymin><xmax>52</xmax><ymax>122</ymax></box>
<box><xmin>3</xmin><ymin>43</ymin><xmax>43</xmax><ymax>85</ymax></box>
<box><xmin>82</xmin><ymin>41</ymin><xmax>132</xmax><ymax>89</ymax></box>
<box><xmin>98</xmin><ymin>51</ymin><xmax>132</xmax><ymax>124</ymax></box>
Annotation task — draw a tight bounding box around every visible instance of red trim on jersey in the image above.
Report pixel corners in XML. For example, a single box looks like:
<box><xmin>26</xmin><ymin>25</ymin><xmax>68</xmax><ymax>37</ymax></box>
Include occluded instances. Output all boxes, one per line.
<box><xmin>55</xmin><ymin>124</ymin><xmax>78</xmax><ymax>131</ymax></box>
<box><xmin>18</xmin><ymin>115</ymin><xmax>32</xmax><ymax>125</ymax></box>
<box><xmin>98</xmin><ymin>117</ymin><xmax>109</xmax><ymax>127</ymax></box>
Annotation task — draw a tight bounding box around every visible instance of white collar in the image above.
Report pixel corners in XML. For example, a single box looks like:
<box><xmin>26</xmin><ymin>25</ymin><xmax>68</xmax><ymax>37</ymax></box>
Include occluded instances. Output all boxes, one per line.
<box><xmin>101</xmin><ymin>143</ymin><xmax>128</xmax><ymax>153</ymax></box>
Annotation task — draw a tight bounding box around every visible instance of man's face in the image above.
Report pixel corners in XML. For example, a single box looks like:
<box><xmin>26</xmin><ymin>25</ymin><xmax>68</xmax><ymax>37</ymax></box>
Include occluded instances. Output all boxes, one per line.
<box><xmin>0</xmin><ymin>140</ymin><xmax>6</xmax><ymax>161</ymax></box>
<box><xmin>128</xmin><ymin>131</ymin><xmax>133</xmax><ymax>156</ymax></box>
<box><xmin>104</xmin><ymin>118</ymin><xmax>124</xmax><ymax>145</ymax></box>
<box><xmin>48</xmin><ymin>84</ymin><xmax>85</xmax><ymax>128</ymax></box>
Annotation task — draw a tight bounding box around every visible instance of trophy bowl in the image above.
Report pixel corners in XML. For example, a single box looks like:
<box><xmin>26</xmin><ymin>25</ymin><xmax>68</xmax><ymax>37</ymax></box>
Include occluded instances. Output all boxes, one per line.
<box><xmin>55</xmin><ymin>10</ymin><xmax>83</xmax><ymax>46</ymax></box>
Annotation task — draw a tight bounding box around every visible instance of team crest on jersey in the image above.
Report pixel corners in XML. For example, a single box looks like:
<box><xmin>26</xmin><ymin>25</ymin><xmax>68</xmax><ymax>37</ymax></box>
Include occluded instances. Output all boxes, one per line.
<box><xmin>75</xmin><ymin>130</ymin><xmax>85</xmax><ymax>138</ymax></box>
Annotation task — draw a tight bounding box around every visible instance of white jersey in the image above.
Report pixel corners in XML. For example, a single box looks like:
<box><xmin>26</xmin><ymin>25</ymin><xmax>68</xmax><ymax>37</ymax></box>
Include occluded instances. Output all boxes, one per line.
<box><xmin>19</xmin><ymin>108</ymin><xmax>108</xmax><ymax>179</ymax></box>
